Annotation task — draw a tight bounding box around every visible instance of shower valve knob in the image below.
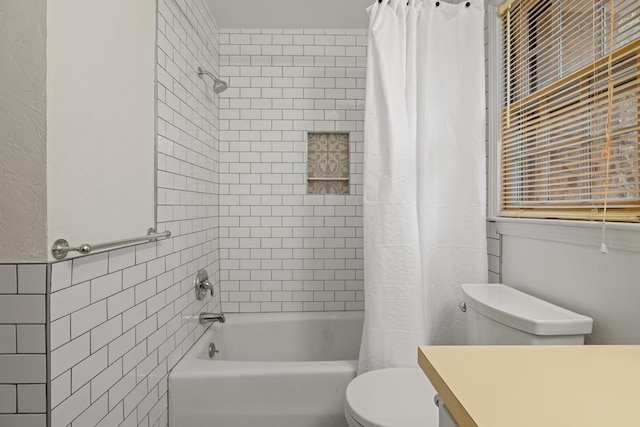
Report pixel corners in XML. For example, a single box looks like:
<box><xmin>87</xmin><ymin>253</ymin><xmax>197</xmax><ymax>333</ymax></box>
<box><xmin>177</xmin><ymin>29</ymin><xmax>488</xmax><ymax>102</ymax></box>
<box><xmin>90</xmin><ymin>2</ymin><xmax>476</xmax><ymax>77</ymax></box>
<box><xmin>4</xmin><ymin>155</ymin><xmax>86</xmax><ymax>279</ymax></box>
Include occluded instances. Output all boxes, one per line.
<box><xmin>194</xmin><ymin>269</ymin><xmax>214</xmax><ymax>301</ymax></box>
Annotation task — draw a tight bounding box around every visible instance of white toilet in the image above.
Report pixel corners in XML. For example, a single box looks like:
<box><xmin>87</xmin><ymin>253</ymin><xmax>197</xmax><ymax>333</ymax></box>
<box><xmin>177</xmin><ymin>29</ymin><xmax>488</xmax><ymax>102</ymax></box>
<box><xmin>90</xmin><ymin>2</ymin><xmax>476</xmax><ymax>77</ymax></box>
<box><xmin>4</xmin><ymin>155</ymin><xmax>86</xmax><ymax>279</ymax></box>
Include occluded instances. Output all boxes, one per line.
<box><xmin>344</xmin><ymin>283</ymin><xmax>594</xmax><ymax>427</ymax></box>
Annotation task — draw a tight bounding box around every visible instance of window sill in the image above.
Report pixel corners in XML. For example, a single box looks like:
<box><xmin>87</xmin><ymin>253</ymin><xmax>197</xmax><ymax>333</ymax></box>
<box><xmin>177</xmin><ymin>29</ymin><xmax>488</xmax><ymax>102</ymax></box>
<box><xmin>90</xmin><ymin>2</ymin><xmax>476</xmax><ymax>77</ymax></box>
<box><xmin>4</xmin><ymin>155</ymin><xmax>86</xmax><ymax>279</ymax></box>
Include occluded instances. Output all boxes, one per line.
<box><xmin>489</xmin><ymin>217</ymin><xmax>640</xmax><ymax>253</ymax></box>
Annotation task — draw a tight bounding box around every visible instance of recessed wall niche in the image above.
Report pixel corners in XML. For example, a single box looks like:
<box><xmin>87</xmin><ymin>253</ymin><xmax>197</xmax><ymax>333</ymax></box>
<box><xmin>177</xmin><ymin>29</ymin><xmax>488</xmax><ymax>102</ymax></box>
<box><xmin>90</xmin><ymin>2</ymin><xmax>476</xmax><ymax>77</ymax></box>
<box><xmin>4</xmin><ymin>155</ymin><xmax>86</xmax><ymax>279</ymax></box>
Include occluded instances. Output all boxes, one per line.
<box><xmin>307</xmin><ymin>132</ymin><xmax>350</xmax><ymax>194</ymax></box>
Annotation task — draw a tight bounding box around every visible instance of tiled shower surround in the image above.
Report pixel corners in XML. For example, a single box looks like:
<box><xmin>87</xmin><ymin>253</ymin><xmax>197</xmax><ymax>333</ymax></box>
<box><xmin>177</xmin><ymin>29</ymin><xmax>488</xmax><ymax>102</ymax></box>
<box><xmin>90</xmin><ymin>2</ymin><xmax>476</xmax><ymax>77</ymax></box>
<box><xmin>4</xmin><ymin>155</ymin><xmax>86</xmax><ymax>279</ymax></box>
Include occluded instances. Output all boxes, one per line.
<box><xmin>217</xmin><ymin>29</ymin><xmax>367</xmax><ymax>313</ymax></box>
<box><xmin>48</xmin><ymin>0</ymin><xmax>220</xmax><ymax>425</ymax></box>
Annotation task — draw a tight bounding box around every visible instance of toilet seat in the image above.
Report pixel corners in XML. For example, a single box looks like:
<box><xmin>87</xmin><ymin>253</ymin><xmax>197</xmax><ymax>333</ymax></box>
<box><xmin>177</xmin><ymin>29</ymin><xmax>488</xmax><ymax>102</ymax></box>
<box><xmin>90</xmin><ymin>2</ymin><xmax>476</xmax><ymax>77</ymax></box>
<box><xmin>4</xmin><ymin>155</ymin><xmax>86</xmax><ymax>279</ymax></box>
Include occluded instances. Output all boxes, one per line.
<box><xmin>345</xmin><ymin>368</ymin><xmax>439</xmax><ymax>427</ymax></box>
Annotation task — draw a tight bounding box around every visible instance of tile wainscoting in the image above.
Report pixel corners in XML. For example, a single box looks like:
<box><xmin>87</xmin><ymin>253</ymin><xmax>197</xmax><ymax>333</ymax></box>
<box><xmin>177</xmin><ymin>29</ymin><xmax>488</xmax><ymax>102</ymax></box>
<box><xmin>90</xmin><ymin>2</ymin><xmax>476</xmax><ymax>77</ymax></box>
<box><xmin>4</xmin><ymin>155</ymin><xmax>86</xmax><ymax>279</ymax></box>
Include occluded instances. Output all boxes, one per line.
<box><xmin>0</xmin><ymin>264</ymin><xmax>47</xmax><ymax>427</ymax></box>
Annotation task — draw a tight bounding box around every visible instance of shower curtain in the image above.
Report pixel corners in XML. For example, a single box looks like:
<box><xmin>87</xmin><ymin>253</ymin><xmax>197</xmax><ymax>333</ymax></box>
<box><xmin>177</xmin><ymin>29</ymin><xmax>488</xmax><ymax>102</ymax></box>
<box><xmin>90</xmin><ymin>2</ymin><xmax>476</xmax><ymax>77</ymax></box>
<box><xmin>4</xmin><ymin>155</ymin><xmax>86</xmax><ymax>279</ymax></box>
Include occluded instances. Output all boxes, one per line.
<box><xmin>358</xmin><ymin>0</ymin><xmax>487</xmax><ymax>374</ymax></box>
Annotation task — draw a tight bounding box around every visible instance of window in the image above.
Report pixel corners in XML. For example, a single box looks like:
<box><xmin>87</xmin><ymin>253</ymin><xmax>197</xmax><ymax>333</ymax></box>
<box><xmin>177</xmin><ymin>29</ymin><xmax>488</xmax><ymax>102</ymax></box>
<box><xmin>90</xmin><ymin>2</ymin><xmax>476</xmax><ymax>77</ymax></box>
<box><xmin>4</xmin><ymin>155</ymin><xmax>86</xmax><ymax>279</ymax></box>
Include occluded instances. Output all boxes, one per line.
<box><xmin>500</xmin><ymin>0</ymin><xmax>640</xmax><ymax>222</ymax></box>
<box><xmin>307</xmin><ymin>132</ymin><xmax>350</xmax><ymax>194</ymax></box>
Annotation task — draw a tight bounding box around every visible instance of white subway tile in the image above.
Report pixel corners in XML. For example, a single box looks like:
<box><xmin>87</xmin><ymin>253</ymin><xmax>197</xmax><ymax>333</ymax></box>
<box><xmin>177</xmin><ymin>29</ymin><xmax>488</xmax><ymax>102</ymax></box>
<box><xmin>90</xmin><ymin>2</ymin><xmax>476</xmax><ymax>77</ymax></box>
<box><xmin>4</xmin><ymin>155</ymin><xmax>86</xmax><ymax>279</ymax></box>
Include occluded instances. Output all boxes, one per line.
<box><xmin>51</xmin><ymin>333</ymin><xmax>90</xmax><ymax>379</ymax></box>
<box><xmin>91</xmin><ymin>316</ymin><xmax>122</xmax><ymax>353</ymax></box>
<box><xmin>488</xmin><ymin>238</ymin><xmax>500</xmax><ymax>256</ymax></box>
<box><xmin>71</xmin><ymin>348</ymin><xmax>107</xmax><ymax>392</ymax></box>
<box><xmin>51</xmin><ymin>384</ymin><xmax>90</xmax><ymax>427</ymax></box>
<box><xmin>0</xmin><ymin>265</ymin><xmax>17</xmax><ymax>293</ymax></box>
<box><xmin>0</xmin><ymin>295</ymin><xmax>45</xmax><ymax>324</ymax></box>
<box><xmin>71</xmin><ymin>300</ymin><xmax>107</xmax><ymax>339</ymax></box>
<box><xmin>0</xmin><ymin>355</ymin><xmax>45</xmax><ymax>383</ymax></box>
<box><xmin>108</xmin><ymin>247</ymin><xmax>136</xmax><ymax>273</ymax></box>
<box><xmin>71</xmin><ymin>394</ymin><xmax>107</xmax><ymax>427</ymax></box>
<box><xmin>136</xmin><ymin>386</ymin><xmax>158</xmax><ymax>424</ymax></box>
<box><xmin>0</xmin><ymin>325</ymin><xmax>16</xmax><ymax>353</ymax></box>
<box><xmin>135</xmin><ymin>279</ymin><xmax>157</xmax><ymax>304</ymax></box>
<box><xmin>108</xmin><ymin>375</ymin><xmax>135</xmax><ymax>411</ymax></box>
<box><xmin>123</xmin><ymin>264</ymin><xmax>146</xmax><ymax>289</ymax></box>
<box><xmin>136</xmin><ymin>351</ymin><xmax>158</xmax><ymax>381</ymax></box>
<box><xmin>108</xmin><ymin>329</ymin><xmax>135</xmax><ymax>365</ymax></box>
<box><xmin>17</xmin><ymin>265</ymin><xmax>46</xmax><ymax>294</ymax></box>
<box><xmin>91</xmin><ymin>359</ymin><xmax>123</xmax><ymax>401</ymax></box>
<box><xmin>107</xmin><ymin>288</ymin><xmax>135</xmax><ymax>319</ymax></box>
<box><xmin>72</xmin><ymin>253</ymin><xmax>108</xmax><ymax>285</ymax></box>
<box><xmin>135</xmin><ymin>315</ymin><xmax>157</xmax><ymax>344</ymax></box>
<box><xmin>0</xmin><ymin>414</ymin><xmax>46</xmax><ymax>427</ymax></box>
<box><xmin>96</xmin><ymin>402</ymin><xmax>123</xmax><ymax>427</ymax></box>
<box><xmin>51</xmin><ymin>261</ymin><xmax>72</xmax><ymax>292</ymax></box>
<box><xmin>136</xmin><ymin>243</ymin><xmax>157</xmax><ymax>264</ymax></box>
<box><xmin>16</xmin><ymin>324</ymin><xmax>45</xmax><ymax>353</ymax></box>
<box><xmin>122</xmin><ymin>303</ymin><xmax>146</xmax><ymax>332</ymax></box>
<box><xmin>91</xmin><ymin>271</ymin><xmax>123</xmax><ymax>303</ymax></box>
<box><xmin>123</xmin><ymin>379</ymin><xmax>147</xmax><ymax>417</ymax></box>
<box><xmin>51</xmin><ymin>370</ymin><xmax>71</xmax><ymax>408</ymax></box>
<box><xmin>0</xmin><ymin>385</ymin><xmax>16</xmax><ymax>413</ymax></box>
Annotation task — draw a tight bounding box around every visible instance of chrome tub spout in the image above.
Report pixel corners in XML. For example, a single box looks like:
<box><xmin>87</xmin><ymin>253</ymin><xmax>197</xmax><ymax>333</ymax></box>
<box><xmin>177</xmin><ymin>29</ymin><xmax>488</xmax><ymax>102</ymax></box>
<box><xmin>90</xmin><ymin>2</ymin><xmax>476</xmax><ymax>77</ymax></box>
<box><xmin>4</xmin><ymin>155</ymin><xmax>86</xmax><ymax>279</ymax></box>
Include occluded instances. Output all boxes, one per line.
<box><xmin>199</xmin><ymin>312</ymin><xmax>226</xmax><ymax>325</ymax></box>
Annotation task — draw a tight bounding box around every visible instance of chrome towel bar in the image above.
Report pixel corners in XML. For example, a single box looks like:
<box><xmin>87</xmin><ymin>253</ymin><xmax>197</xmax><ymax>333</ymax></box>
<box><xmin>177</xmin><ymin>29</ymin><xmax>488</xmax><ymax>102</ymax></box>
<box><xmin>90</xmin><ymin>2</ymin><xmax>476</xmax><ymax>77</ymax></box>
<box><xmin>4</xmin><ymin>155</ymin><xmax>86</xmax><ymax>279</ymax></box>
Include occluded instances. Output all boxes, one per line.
<box><xmin>51</xmin><ymin>228</ymin><xmax>171</xmax><ymax>260</ymax></box>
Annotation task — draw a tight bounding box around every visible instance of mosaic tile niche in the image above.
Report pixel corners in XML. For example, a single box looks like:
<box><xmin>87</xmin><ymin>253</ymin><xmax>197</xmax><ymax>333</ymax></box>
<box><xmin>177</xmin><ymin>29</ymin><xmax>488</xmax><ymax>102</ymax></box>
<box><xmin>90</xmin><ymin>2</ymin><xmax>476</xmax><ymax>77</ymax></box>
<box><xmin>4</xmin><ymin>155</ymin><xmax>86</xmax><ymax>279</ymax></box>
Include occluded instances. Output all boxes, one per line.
<box><xmin>307</xmin><ymin>132</ymin><xmax>350</xmax><ymax>194</ymax></box>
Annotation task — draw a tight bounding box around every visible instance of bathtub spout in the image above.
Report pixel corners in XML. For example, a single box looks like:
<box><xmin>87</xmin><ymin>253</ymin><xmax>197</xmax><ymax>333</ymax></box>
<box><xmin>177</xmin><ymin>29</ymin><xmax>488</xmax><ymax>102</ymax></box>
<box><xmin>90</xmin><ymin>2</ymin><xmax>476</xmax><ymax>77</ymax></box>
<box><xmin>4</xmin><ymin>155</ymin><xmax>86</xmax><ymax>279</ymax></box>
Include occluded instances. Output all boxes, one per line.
<box><xmin>199</xmin><ymin>312</ymin><xmax>226</xmax><ymax>325</ymax></box>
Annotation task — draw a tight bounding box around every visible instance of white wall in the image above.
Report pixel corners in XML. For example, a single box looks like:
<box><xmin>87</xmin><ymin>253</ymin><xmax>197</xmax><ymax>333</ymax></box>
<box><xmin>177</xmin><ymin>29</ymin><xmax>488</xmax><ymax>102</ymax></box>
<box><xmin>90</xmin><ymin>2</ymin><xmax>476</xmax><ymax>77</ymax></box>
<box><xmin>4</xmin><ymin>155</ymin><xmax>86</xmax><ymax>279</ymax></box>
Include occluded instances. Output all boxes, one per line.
<box><xmin>46</xmin><ymin>0</ymin><xmax>156</xmax><ymax>257</ymax></box>
<box><xmin>207</xmin><ymin>0</ymin><xmax>372</xmax><ymax>29</ymax></box>
<box><xmin>500</xmin><ymin>225</ymin><xmax>640</xmax><ymax>345</ymax></box>
<box><xmin>0</xmin><ymin>0</ymin><xmax>48</xmax><ymax>262</ymax></box>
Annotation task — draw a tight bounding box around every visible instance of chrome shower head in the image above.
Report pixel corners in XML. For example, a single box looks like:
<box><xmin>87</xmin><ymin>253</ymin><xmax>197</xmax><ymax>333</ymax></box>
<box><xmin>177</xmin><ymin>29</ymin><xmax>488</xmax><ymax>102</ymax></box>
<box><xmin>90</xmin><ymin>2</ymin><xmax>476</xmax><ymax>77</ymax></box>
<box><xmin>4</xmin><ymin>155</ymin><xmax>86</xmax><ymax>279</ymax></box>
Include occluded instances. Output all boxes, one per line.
<box><xmin>212</xmin><ymin>78</ymin><xmax>228</xmax><ymax>93</ymax></box>
<box><xmin>197</xmin><ymin>66</ymin><xmax>228</xmax><ymax>94</ymax></box>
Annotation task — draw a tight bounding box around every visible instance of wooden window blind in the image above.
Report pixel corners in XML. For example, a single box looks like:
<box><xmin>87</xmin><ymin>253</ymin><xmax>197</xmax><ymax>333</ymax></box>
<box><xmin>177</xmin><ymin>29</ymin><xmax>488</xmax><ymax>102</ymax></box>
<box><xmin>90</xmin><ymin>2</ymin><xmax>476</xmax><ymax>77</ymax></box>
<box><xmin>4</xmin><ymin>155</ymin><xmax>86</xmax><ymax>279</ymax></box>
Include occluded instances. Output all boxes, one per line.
<box><xmin>501</xmin><ymin>0</ymin><xmax>640</xmax><ymax>222</ymax></box>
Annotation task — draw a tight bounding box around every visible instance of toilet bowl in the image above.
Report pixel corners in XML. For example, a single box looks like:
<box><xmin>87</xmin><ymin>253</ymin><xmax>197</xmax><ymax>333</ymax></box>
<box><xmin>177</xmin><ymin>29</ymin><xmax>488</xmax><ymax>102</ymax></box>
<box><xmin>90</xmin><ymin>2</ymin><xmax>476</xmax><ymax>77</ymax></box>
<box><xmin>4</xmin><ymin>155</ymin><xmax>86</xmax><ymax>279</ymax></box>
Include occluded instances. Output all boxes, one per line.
<box><xmin>344</xmin><ymin>368</ymin><xmax>439</xmax><ymax>427</ymax></box>
<box><xmin>344</xmin><ymin>283</ymin><xmax>594</xmax><ymax>426</ymax></box>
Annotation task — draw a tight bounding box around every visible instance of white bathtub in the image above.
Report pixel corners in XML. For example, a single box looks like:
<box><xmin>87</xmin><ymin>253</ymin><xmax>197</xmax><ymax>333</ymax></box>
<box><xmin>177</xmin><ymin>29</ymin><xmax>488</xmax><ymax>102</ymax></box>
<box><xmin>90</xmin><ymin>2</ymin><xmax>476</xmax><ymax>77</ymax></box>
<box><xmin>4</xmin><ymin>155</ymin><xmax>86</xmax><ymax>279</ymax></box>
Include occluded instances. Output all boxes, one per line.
<box><xmin>169</xmin><ymin>311</ymin><xmax>364</xmax><ymax>427</ymax></box>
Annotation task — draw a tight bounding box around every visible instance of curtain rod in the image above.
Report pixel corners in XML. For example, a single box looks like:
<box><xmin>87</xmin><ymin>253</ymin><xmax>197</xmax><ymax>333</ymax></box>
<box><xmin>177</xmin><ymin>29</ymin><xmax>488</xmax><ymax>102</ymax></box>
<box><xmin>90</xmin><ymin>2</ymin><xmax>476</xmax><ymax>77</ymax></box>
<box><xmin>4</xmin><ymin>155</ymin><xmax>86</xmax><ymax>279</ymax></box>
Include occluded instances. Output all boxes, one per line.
<box><xmin>377</xmin><ymin>0</ymin><xmax>472</xmax><ymax>6</ymax></box>
<box><xmin>497</xmin><ymin>0</ymin><xmax>514</xmax><ymax>16</ymax></box>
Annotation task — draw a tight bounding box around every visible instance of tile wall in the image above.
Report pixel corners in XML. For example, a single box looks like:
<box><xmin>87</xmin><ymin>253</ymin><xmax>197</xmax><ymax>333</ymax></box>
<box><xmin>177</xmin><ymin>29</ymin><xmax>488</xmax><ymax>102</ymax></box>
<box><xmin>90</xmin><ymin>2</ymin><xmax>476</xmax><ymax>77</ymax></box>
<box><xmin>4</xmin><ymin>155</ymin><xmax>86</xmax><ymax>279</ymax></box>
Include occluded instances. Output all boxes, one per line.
<box><xmin>0</xmin><ymin>264</ymin><xmax>47</xmax><ymax>427</ymax></box>
<box><xmin>47</xmin><ymin>0</ymin><xmax>221</xmax><ymax>426</ymax></box>
<box><xmin>487</xmin><ymin>221</ymin><xmax>501</xmax><ymax>282</ymax></box>
<box><xmin>217</xmin><ymin>29</ymin><xmax>367</xmax><ymax>313</ymax></box>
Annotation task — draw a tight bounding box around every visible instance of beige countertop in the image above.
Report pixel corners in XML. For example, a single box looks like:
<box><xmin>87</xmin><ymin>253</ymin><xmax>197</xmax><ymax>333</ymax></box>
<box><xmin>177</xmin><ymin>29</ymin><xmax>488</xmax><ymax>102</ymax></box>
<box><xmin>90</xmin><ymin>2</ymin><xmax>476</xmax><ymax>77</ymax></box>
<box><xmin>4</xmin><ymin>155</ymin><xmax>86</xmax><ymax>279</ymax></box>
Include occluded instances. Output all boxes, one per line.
<box><xmin>418</xmin><ymin>345</ymin><xmax>640</xmax><ymax>427</ymax></box>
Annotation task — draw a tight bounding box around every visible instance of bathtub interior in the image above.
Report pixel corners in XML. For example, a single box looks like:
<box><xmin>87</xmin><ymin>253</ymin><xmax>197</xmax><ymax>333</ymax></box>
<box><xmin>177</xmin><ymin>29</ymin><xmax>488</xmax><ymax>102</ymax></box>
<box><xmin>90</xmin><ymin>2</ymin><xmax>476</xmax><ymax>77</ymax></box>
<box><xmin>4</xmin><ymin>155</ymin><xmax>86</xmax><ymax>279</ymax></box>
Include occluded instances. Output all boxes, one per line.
<box><xmin>200</xmin><ymin>311</ymin><xmax>364</xmax><ymax>362</ymax></box>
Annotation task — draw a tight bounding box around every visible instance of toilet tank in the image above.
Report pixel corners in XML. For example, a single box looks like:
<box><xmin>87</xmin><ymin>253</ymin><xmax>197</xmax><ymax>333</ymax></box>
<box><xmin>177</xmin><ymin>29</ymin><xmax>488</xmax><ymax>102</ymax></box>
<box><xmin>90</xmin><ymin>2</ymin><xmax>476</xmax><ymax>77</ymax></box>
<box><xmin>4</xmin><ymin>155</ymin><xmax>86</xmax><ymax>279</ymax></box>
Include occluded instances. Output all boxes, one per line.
<box><xmin>462</xmin><ymin>284</ymin><xmax>593</xmax><ymax>345</ymax></box>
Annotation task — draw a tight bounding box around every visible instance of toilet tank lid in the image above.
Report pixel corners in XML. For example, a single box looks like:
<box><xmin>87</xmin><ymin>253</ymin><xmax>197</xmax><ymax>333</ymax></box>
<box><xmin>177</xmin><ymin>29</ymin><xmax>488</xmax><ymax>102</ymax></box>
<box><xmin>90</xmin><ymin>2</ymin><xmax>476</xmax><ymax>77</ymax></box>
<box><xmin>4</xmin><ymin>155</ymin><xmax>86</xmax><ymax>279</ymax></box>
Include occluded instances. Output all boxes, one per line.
<box><xmin>461</xmin><ymin>283</ymin><xmax>593</xmax><ymax>336</ymax></box>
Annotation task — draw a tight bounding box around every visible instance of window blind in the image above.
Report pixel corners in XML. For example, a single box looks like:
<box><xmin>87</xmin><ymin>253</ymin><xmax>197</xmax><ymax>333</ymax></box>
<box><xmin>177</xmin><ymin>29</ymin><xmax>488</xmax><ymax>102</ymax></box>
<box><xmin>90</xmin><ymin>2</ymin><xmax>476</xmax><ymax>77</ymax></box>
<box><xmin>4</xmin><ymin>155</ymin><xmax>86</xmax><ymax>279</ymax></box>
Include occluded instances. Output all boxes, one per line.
<box><xmin>501</xmin><ymin>0</ymin><xmax>640</xmax><ymax>222</ymax></box>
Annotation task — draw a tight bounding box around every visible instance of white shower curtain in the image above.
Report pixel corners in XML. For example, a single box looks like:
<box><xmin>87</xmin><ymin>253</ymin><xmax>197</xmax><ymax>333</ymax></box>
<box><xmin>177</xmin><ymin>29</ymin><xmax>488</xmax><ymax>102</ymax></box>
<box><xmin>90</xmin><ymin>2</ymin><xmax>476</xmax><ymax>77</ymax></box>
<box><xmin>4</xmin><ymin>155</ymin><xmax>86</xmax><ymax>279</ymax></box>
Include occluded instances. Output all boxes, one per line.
<box><xmin>358</xmin><ymin>0</ymin><xmax>487</xmax><ymax>374</ymax></box>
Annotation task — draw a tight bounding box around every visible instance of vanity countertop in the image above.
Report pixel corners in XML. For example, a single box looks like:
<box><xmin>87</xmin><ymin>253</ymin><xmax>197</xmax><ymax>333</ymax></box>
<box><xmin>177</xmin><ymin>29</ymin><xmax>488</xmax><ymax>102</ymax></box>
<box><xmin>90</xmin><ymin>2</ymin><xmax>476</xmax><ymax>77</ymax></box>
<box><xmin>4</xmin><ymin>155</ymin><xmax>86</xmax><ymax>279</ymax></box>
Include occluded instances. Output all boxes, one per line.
<box><xmin>418</xmin><ymin>345</ymin><xmax>640</xmax><ymax>427</ymax></box>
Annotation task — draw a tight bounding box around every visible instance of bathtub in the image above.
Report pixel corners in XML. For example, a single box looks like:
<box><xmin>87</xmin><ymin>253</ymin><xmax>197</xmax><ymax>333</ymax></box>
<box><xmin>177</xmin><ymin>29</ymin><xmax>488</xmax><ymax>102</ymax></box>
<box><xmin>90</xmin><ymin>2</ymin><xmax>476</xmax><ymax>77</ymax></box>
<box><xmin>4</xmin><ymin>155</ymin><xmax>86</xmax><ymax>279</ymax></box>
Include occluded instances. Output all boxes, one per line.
<box><xmin>169</xmin><ymin>311</ymin><xmax>364</xmax><ymax>427</ymax></box>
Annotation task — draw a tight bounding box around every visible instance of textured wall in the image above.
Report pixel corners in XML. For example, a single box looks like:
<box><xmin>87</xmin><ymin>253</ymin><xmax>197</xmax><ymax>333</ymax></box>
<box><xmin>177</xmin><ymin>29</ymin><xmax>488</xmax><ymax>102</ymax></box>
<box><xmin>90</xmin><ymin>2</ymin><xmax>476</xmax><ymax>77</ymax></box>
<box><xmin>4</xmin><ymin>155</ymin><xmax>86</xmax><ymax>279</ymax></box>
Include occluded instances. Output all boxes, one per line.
<box><xmin>0</xmin><ymin>264</ymin><xmax>47</xmax><ymax>427</ymax></box>
<box><xmin>218</xmin><ymin>29</ymin><xmax>366</xmax><ymax>313</ymax></box>
<box><xmin>0</xmin><ymin>0</ymin><xmax>48</xmax><ymax>262</ymax></box>
<box><xmin>49</xmin><ymin>0</ymin><xmax>220</xmax><ymax>425</ymax></box>
<box><xmin>46</xmin><ymin>0</ymin><xmax>156</xmax><ymax>254</ymax></box>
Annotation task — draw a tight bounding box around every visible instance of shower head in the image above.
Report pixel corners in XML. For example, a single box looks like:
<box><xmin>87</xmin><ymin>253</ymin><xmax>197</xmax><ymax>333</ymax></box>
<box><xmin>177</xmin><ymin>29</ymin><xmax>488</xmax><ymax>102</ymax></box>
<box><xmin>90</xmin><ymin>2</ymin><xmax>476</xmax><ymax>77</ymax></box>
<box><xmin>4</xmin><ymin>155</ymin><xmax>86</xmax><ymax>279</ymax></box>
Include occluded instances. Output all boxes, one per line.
<box><xmin>197</xmin><ymin>66</ymin><xmax>228</xmax><ymax>94</ymax></box>
<box><xmin>212</xmin><ymin>78</ymin><xmax>228</xmax><ymax>94</ymax></box>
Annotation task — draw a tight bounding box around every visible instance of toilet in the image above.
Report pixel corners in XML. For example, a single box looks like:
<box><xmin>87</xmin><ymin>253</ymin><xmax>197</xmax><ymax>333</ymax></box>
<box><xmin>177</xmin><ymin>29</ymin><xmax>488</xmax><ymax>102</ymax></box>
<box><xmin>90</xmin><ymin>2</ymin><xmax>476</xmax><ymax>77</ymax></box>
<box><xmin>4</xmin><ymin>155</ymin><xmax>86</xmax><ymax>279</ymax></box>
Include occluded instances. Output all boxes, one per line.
<box><xmin>344</xmin><ymin>283</ymin><xmax>594</xmax><ymax>427</ymax></box>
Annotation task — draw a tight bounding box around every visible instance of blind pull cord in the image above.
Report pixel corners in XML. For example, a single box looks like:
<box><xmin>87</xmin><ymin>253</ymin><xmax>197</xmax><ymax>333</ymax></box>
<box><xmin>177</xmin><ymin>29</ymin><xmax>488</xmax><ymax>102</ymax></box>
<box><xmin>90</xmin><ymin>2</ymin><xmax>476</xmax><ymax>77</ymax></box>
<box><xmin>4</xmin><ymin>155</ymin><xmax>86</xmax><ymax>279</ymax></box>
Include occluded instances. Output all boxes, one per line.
<box><xmin>600</xmin><ymin>0</ymin><xmax>616</xmax><ymax>255</ymax></box>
